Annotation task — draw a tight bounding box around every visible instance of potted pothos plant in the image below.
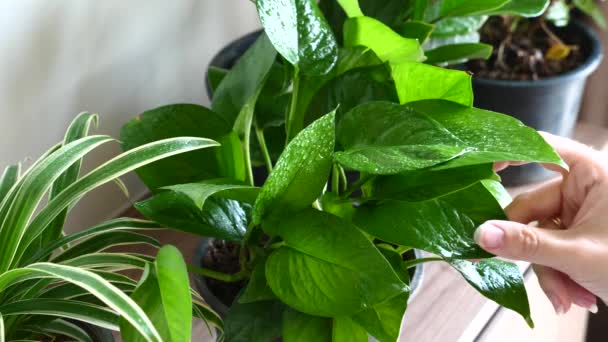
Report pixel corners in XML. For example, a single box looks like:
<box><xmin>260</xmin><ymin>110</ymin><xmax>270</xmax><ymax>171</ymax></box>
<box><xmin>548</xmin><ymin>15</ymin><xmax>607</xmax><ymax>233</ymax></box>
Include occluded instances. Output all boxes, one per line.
<box><xmin>465</xmin><ymin>0</ymin><xmax>604</xmax><ymax>185</ymax></box>
<box><xmin>0</xmin><ymin>113</ymin><xmax>221</xmax><ymax>341</ymax></box>
<box><xmin>120</xmin><ymin>0</ymin><xmax>568</xmax><ymax>341</ymax></box>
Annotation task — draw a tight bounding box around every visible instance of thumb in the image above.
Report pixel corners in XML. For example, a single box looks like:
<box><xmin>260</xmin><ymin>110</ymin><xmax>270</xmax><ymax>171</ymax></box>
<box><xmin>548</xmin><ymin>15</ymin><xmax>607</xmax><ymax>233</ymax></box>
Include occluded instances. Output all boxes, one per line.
<box><xmin>474</xmin><ymin>220</ymin><xmax>575</xmax><ymax>272</ymax></box>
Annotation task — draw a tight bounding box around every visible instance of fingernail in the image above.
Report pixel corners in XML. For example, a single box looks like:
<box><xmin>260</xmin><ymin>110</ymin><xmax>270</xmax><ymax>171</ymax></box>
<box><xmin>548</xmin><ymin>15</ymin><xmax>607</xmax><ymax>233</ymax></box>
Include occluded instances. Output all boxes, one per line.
<box><xmin>589</xmin><ymin>304</ymin><xmax>599</xmax><ymax>314</ymax></box>
<box><xmin>474</xmin><ymin>223</ymin><xmax>505</xmax><ymax>249</ymax></box>
<box><xmin>547</xmin><ymin>292</ymin><xmax>564</xmax><ymax>315</ymax></box>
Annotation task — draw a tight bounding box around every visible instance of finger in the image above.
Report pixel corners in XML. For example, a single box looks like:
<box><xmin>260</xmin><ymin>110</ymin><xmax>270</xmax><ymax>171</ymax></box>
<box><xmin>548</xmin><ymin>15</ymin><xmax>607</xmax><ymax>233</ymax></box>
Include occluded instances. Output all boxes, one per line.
<box><xmin>562</xmin><ymin>272</ymin><xmax>598</xmax><ymax>313</ymax></box>
<box><xmin>534</xmin><ymin>265</ymin><xmax>572</xmax><ymax>315</ymax></box>
<box><xmin>506</xmin><ymin>179</ymin><xmax>562</xmax><ymax>224</ymax></box>
<box><xmin>493</xmin><ymin>161</ymin><xmax>528</xmax><ymax>172</ymax></box>
<box><xmin>539</xmin><ymin>132</ymin><xmax>597</xmax><ymax>169</ymax></box>
<box><xmin>474</xmin><ymin>220</ymin><xmax>575</xmax><ymax>271</ymax></box>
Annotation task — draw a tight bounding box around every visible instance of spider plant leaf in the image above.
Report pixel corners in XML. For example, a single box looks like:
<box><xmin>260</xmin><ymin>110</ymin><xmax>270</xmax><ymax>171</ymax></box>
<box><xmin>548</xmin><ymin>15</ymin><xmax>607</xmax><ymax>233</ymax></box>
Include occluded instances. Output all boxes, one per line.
<box><xmin>0</xmin><ymin>164</ymin><xmax>20</xmax><ymax>204</ymax></box>
<box><xmin>16</xmin><ymin>137</ymin><xmax>218</xmax><ymax>268</ymax></box>
<box><xmin>0</xmin><ymin>299</ymin><xmax>119</xmax><ymax>331</ymax></box>
<box><xmin>0</xmin><ymin>135</ymin><xmax>114</xmax><ymax>272</ymax></box>
<box><xmin>25</xmin><ymin>218</ymin><xmax>162</xmax><ymax>264</ymax></box>
<box><xmin>51</xmin><ymin>232</ymin><xmax>160</xmax><ymax>263</ymax></box>
<box><xmin>40</xmin><ymin>319</ymin><xmax>93</xmax><ymax>342</ymax></box>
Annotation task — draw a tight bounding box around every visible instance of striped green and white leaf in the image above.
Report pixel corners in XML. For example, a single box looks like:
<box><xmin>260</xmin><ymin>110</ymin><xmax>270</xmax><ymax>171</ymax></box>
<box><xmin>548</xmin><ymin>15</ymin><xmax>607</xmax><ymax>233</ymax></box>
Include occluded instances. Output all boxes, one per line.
<box><xmin>0</xmin><ymin>263</ymin><xmax>161</xmax><ymax>341</ymax></box>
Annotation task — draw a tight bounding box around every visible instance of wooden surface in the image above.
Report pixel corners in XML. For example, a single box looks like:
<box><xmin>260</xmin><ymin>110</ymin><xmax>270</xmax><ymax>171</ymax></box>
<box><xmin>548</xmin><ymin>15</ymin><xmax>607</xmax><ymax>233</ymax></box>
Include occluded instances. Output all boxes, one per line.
<box><xmin>113</xmin><ymin>122</ymin><xmax>608</xmax><ymax>341</ymax></box>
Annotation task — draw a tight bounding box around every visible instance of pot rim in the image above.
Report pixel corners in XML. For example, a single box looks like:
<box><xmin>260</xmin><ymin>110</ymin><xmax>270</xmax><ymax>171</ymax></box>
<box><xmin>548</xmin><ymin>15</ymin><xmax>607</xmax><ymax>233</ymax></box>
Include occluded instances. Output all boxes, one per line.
<box><xmin>193</xmin><ymin>237</ymin><xmax>425</xmax><ymax>317</ymax></box>
<box><xmin>472</xmin><ymin>21</ymin><xmax>604</xmax><ymax>87</ymax></box>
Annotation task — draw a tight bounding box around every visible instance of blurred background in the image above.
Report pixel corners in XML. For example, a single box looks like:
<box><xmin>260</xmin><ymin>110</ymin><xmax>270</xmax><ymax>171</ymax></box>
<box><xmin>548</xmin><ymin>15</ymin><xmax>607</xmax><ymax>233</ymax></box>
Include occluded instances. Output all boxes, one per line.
<box><xmin>0</xmin><ymin>1</ymin><xmax>261</xmax><ymax>232</ymax></box>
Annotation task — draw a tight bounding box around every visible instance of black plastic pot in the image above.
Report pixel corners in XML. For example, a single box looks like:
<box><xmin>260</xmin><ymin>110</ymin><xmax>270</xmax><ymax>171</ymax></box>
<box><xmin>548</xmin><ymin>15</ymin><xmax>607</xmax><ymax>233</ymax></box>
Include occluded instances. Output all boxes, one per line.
<box><xmin>194</xmin><ymin>238</ymin><xmax>425</xmax><ymax>320</ymax></box>
<box><xmin>472</xmin><ymin>22</ymin><xmax>603</xmax><ymax>186</ymax></box>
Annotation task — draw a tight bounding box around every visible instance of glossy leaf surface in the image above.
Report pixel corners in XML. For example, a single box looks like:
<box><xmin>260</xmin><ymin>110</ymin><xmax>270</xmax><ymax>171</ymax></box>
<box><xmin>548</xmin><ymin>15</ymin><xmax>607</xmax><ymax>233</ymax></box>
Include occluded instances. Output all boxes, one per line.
<box><xmin>336</xmin><ymin>101</ymin><xmax>564</xmax><ymax>174</ymax></box>
<box><xmin>265</xmin><ymin>210</ymin><xmax>407</xmax><ymax>316</ymax></box>
<box><xmin>253</xmin><ymin>111</ymin><xmax>335</xmax><ymax>224</ymax></box>
<box><xmin>161</xmin><ymin>179</ymin><xmax>258</xmax><ymax>210</ymax></box>
<box><xmin>352</xmin><ymin>292</ymin><xmax>408</xmax><ymax>342</ymax></box>
<box><xmin>438</xmin><ymin>0</ymin><xmax>510</xmax><ymax>18</ymax></box>
<box><xmin>487</xmin><ymin>0</ymin><xmax>550</xmax><ymax>17</ymax></box>
<box><xmin>256</xmin><ymin>0</ymin><xmax>338</xmax><ymax>75</ymax></box>
<box><xmin>355</xmin><ymin>181</ymin><xmax>506</xmax><ymax>259</ymax></box>
<box><xmin>136</xmin><ymin>192</ymin><xmax>249</xmax><ymax>241</ymax></box>
<box><xmin>450</xmin><ymin>259</ymin><xmax>533</xmax><ymax>327</ymax></box>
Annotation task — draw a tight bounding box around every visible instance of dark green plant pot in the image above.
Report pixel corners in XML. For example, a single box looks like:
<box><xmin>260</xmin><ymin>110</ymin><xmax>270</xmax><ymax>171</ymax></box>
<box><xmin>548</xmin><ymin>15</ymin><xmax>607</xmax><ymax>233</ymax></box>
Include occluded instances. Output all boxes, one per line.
<box><xmin>471</xmin><ymin>21</ymin><xmax>603</xmax><ymax>186</ymax></box>
<box><xmin>194</xmin><ymin>238</ymin><xmax>425</xmax><ymax>320</ymax></box>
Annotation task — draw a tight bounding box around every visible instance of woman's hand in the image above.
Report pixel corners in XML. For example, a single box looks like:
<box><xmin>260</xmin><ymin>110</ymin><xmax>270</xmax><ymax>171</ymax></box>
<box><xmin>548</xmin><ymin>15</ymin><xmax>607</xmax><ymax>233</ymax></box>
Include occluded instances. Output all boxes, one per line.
<box><xmin>475</xmin><ymin>132</ymin><xmax>608</xmax><ymax>314</ymax></box>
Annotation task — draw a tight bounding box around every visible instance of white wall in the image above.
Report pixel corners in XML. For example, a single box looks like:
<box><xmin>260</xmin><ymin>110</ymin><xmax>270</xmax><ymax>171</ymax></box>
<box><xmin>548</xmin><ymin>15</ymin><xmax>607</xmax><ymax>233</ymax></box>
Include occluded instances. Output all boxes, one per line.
<box><xmin>0</xmin><ymin>0</ymin><xmax>261</xmax><ymax>231</ymax></box>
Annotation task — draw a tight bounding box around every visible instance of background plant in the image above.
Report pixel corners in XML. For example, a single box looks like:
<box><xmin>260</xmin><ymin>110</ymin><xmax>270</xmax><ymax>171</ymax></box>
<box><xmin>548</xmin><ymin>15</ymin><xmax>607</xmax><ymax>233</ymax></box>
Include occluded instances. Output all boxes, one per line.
<box><xmin>0</xmin><ymin>113</ymin><xmax>221</xmax><ymax>341</ymax></box>
<box><xmin>121</xmin><ymin>0</ymin><xmax>566</xmax><ymax>341</ymax></box>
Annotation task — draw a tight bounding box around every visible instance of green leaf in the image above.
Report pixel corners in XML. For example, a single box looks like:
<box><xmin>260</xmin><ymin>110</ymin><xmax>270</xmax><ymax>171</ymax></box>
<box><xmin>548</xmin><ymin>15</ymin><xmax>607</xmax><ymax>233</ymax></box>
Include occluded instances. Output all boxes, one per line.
<box><xmin>239</xmin><ymin>261</ymin><xmax>276</xmax><ymax>304</ymax></box>
<box><xmin>354</xmin><ymin>193</ymin><xmax>493</xmax><ymax>259</ymax></box>
<box><xmin>425</xmin><ymin>43</ymin><xmax>492</xmax><ymax>65</ymax></box>
<box><xmin>450</xmin><ymin>259</ymin><xmax>533</xmax><ymax>327</ymax></box>
<box><xmin>0</xmin><ymin>299</ymin><xmax>119</xmax><ymax>331</ymax></box>
<box><xmin>136</xmin><ymin>192</ymin><xmax>250</xmax><ymax>241</ymax></box>
<box><xmin>547</xmin><ymin>0</ymin><xmax>570</xmax><ymax>27</ymax></box>
<box><xmin>337</xmin><ymin>0</ymin><xmax>363</xmax><ymax>17</ymax></box>
<box><xmin>253</xmin><ymin>111</ymin><xmax>335</xmax><ymax>225</ymax></box>
<box><xmin>120</xmin><ymin>246</ymin><xmax>192</xmax><ymax>342</ymax></box>
<box><xmin>352</xmin><ymin>293</ymin><xmax>408</xmax><ymax>342</ymax></box>
<box><xmin>408</xmin><ymin>100</ymin><xmax>566</xmax><ymax>170</ymax></box>
<box><xmin>369</xmin><ymin>164</ymin><xmax>496</xmax><ymax>202</ymax></box>
<box><xmin>344</xmin><ymin>16</ymin><xmax>425</xmax><ymax>63</ymax></box>
<box><xmin>391</xmin><ymin>62</ymin><xmax>473</xmax><ymax>105</ymax></box>
<box><xmin>431</xmin><ymin>16</ymin><xmax>487</xmax><ymax>38</ymax></box>
<box><xmin>488</xmin><ymin>0</ymin><xmax>551</xmax><ymax>17</ymax></box>
<box><xmin>377</xmin><ymin>246</ymin><xmax>410</xmax><ymax>283</ymax></box>
<box><xmin>51</xmin><ymin>231</ymin><xmax>160</xmax><ymax>263</ymax></box>
<box><xmin>336</xmin><ymin>101</ymin><xmax>564</xmax><ymax>174</ymax></box>
<box><xmin>283</xmin><ymin>309</ymin><xmax>331</xmax><ymax>342</ymax></box>
<box><xmin>397</xmin><ymin>20</ymin><xmax>435</xmax><ymax>43</ymax></box>
<box><xmin>439</xmin><ymin>0</ymin><xmax>510</xmax><ymax>18</ymax></box>
<box><xmin>356</xmin><ymin>180</ymin><xmax>506</xmax><ymax>258</ymax></box>
<box><xmin>207</xmin><ymin>66</ymin><xmax>228</xmax><ymax>94</ymax></box>
<box><xmin>120</xmin><ymin>104</ymin><xmax>231</xmax><ymax>190</ymax></box>
<box><xmin>223</xmin><ymin>299</ymin><xmax>285</xmax><ymax>342</ymax></box>
<box><xmin>332</xmin><ymin>317</ymin><xmax>367</xmax><ymax>342</ymax></box>
<box><xmin>161</xmin><ymin>179</ymin><xmax>259</xmax><ymax>210</ymax></box>
<box><xmin>215</xmin><ymin>131</ymin><xmax>246</xmax><ymax>183</ymax></box>
<box><xmin>336</xmin><ymin>102</ymin><xmax>466</xmax><ymax>174</ymax></box>
<box><xmin>0</xmin><ymin>313</ymin><xmax>4</xmax><ymax>342</ymax></box>
<box><xmin>19</xmin><ymin>137</ymin><xmax>220</xmax><ymax>265</ymax></box>
<box><xmin>265</xmin><ymin>210</ymin><xmax>407</xmax><ymax>316</ymax></box>
<box><xmin>305</xmin><ymin>66</ymin><xmax>398</xmax><ymax>125</ymax></box>
<box><xmin>412</xmin><ymin>0</ymin><xmax>429</xmax><ymax>20</ymax></box>
<box><xmin>212</xmin><ymin>33</ymin><xmax>278</xmax><ymax>123</ymax></box>
<box><xmin>574</xmin><ymin>0</ymin><xmax>607</xmax><ymax>29</ymax></box>
<box><xmin>256</xmin><ymin>0</ymin><xmax>338</xmax><ymax>75</ymax></box>
<box><xmin>0</xmin><ymin>164</ymin><xmax>19</xmax><ymax>204</ymax></box>
<box><xmin>0</xmin><ymin>135</ymin><xmax>114</xmax><ymax>272</ymax></box>
<box><xmin>41</xmin><ymin>319</ymin><xmax>93</xmax><ymax>342</ymax></box>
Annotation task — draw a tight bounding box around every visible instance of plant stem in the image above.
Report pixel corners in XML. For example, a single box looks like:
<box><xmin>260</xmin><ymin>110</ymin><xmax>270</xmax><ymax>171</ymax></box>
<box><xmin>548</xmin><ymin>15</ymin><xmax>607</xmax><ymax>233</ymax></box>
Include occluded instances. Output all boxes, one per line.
<box><xmin>332</xmin><ymin>164</ymin><xmax>340</xmax><ymax>194</ymax></box>
<box><xmin>255</xmin><ymin>125</ymin><xmax>273</xmax><ymax>173</ymax></box>
<box><xmin>285</xmin><ymin>69</ymin><xmax>301</xmax><ymax>144</ymax></box>
<box><xmin>239</xmin><ymin>223</ymin><xmax>256</xmax><ymax>270</ymax></box>
<box><xmin>188</xmin><ymin>265</ymin><xmax>248</xmax><ymax>282</ymax></box>
<box><xmin>339</xmin><ymin>166</ymin><xmax>348</xmax><ymax>192</ymax></box>
<box><xmin>341</xmin><ymin>174</ymin><xmax>374</xmax><ymax>199</ymax></box>
<box><xmin>269</xmin><ymin>241</ymin><xmax>286</xmax><ymax>249</ymax></box>
<box><xmin>403</xmin><ymin>257</ymin><xmax>443</xmax><ymax>269</ymax></box>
